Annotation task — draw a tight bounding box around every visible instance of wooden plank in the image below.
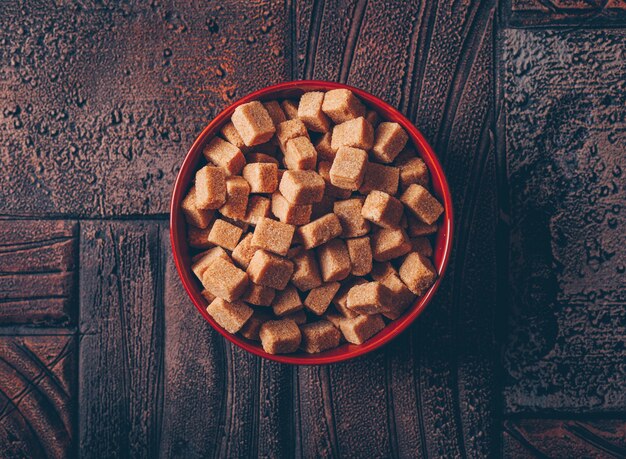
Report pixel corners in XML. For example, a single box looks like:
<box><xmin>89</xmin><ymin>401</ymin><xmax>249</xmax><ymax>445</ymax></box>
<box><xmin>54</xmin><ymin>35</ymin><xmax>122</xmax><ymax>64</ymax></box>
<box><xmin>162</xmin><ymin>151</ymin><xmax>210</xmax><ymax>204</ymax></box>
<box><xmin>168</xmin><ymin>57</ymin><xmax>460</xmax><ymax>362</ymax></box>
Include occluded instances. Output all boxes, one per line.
<box><xmin>330</xmin><ymin>352</ymin><xmax>392</xmax><ymax>458</ymax></box>
<box><xmin>78</xmin><ymin>221</ymin><xmax>164</xmax><ymax>457</ymax></box>
<box><xmin>503</xmin><ymin>419</ymin><xmax>626</xmax><ymax>458</ymax></box>
<box><xmin>294</xmin><ymin>1</ymin><xmax>498</xmax><ymax>457</ymax></box>
<box><xmin>507</xmin><ymin>0</ymin><xmax>626</xmax><ymax>26</ymax></box>
<box><xmin>257</xmin><ymin>360</ymin><xmax>294</xmax><ymax>459</ymax></box>
<box><xmin>0</xmin><ymin>334</ymin><xmax>76</xmax><ymax>459</ymax></box>
<box><xmin>0</xmin><ymin>0</ymin><xmax>289</xmax><ymax>217</ymax></box>
<box><xmin>214</xmin><ymin>344</ymin><xmax>259</xmax><ymax>458</ymax></box>
<box><xmin>0</xmin><ymin>220</ymin><xmax>76</xmax><ymax>325</ymax></box>
<box><xmin>502</xmin><ymin>29</ymin><xmax>626</xmax><ymax>413</ymax></box>
<box><xmin>297</xmin><ymin>366</ymin><xmax>340</xmax><ymax>458</ymax></box>
<box><xmin>295</xmin><ymin>0</ymin><xmax>360</xmax><ymax>82</ymax></box>
<box><xmin>159</xmin><ymin>228</ymin><xmax>226</xmax><ymax>457</ymax></box>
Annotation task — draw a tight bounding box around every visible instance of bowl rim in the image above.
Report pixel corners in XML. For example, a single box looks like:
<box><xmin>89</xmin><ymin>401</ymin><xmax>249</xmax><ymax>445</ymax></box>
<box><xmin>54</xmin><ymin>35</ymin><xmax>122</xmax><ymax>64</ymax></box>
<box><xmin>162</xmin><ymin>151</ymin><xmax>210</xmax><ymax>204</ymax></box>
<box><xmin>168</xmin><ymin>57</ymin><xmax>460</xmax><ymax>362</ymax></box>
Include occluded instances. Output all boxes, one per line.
<box><xmin>170</xmin><ymin>80</ymin><xmax>454</xmax><ymax>365</ymax></box>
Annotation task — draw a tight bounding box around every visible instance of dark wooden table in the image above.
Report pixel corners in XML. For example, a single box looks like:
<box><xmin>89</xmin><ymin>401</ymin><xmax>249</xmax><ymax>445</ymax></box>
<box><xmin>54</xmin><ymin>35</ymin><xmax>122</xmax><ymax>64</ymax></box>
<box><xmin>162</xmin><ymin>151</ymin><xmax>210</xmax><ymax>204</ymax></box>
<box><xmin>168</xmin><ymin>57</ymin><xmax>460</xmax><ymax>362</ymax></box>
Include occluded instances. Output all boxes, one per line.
<box><xmin>1</xmin><ymin>1</ymin><xmax>625</xmax><ymax>457</ymax></box>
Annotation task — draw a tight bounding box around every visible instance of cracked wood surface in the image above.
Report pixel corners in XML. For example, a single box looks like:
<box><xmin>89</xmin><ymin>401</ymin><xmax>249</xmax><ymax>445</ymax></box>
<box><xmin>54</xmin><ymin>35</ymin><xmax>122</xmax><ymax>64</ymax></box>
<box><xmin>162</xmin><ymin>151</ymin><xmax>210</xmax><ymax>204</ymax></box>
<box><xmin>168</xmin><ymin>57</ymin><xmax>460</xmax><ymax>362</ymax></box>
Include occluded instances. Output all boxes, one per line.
<box><xmin>0</xmin><ymin>0</ymin><xmax>624</xmax><ymax>458</ymax></box>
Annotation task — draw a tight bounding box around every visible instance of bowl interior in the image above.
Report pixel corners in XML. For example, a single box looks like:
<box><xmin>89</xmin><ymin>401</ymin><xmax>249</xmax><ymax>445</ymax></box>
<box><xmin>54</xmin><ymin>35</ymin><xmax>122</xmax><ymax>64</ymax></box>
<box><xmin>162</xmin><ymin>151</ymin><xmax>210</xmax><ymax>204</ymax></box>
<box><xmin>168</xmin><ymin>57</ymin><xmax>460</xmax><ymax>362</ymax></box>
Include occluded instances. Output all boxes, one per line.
<box><xmin>170</xmin><ymin>81</ymin><xmax>453</xmax><ymax>365</ymax></box>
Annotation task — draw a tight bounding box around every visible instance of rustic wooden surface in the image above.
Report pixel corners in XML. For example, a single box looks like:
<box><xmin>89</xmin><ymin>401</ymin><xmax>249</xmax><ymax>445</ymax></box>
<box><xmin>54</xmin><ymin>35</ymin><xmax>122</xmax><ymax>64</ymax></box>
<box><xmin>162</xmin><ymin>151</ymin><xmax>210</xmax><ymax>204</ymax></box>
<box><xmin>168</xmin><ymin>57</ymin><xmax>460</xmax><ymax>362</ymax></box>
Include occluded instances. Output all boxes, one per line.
<box><xmin>0</xmin><ymin>0</ymin><xmax>624</xmax><ymax>457</ymax></box>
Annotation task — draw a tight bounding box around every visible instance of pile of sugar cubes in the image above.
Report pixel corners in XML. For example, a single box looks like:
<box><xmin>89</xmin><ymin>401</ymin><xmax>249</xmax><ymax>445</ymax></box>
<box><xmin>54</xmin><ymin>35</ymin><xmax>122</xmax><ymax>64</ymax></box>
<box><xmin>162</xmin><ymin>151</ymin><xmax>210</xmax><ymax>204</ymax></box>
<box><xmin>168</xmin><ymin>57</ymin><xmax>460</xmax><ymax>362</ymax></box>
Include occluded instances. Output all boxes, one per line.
<box><xmin>181</xmin><ymin>88</ymin><xmax>444</xmax><ymax>355</ymax></box>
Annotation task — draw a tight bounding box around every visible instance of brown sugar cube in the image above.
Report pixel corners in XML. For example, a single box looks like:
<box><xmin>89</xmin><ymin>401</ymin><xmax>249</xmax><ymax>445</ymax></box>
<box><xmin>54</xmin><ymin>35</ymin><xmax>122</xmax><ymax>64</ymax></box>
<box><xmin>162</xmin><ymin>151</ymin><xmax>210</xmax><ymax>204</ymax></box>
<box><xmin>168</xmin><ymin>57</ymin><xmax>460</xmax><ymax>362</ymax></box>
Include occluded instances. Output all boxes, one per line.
<box><xmin>372</xmin><ymin>228</ymin><xmax>411</xmax><ymax>262</ymax></box>
<box><xmin>247</xmin><ymin>250</ymin><xmax>294</xmax><ymax>290</ymax></box>
<box><xmin>300</xmin><ymin>321</ymin><xmax>341</xmax><ymax>353</ymax></box>
<box><xmin>207</xmin><ymin>219</ymin><xmax>243</xmax><ymax>251</ymax></box>
<box><xmin>222</xmin><ymin>216</ymin><xmax>250</xmax><ymax>231</ymax></box>
<box><xmin>362</xmin><ymin>190</ymin><xmax>404</xmax><ymax>229</ymax></box>
<box><xmin>206</xmin><ymin>298</ymin><xmax>253</xmax><ymax>334</ymax></box>
<box><xmin>400</xmin><ymin>213</ymin><xmax>408</xmax><ymax>229</ymax></box>
<box><xmin>315</xmin><ymin>131</ymin><xmax>335</xmax><ymax>161</ymax></box>
<box><xmin>220</xmin><ymin>121</ymin><xmax>249</xmax><ymax>153</ymax></box>
<box><xmin>346</xmin><ymin>236</ymin><xmax>373</xmax><ymax>276</ymax></box>
<box><xmin>276</xmin><ymin>119</ymin><xmax>308</xmax><ymax>153</ymax></box>
<box><xmin>247</xmin><ymin>152</ymin><xmax>279</xmax><ymax>165</ymax></box>
<box><xmin>333</xmin><ymin>199</ymin><xmax>370</xmax><ymax>238</ymax></box>
<box><xmin>201</xmin><ymin>289</ymin><xmax>216</xmax><ymax>303</ymax></box>
<box><xmin>408</xmin><ymin>214</ymin><xmax>438</xmax><ymax>236</ymax></box>
<box><xmin>317</xmin><ymin>238</ymin><xmax>351</xmax><ymax>282</ymax></box>
<box><xmin>281</xmin><ymin>99</ymin><xmax>299</xmax><ymax>120</ymax></box>
<box><xmin>259</xmin><ymin>319</ymin><xmax>301</xmax><ymax>354</ymax></box>
<box><xmin>297</xmin><ymin>213</ymin><xmax>343</xmax><ymax>250</ymax></box>
<box><xmin>192</xmin><ymin>246</ymin><xmax>230</xmax><ymax>280</ymax></box>
<box><xmin>311</xmin><ymin>193</ymin><xmax>336</xmax><ymax>220</ymax></box>
<box><xmin>400</xmin><ymin>184</ymin><xmax>444</xmax><ymax>225</ymax></box>
<box><xmin>256</xmin><ymin>139</ymin><xmax>280</xmax><ymax>155</ymax></box>
<box><xmin>290</xmin><ymin>251</ymin><xmax>323</xmax><ymax>291</ymax></box>
<box><xmin>410</xmin><ymin>237</ymin><xmax>433</xmax><ymax>257</ymax></box>
<box><xmin>378</xmin><ymin>272</ymin><xmax>415</xmax><ymax>320</ymax></box>
<box><xmin>271</xmin><ymin>191</ymin><xmax>312</xmax><ymax>225</ymax></box>
<box><xmin>243</xmin><ymin>195</ymin><xmax>271</xmax><ymax>226</ymax></box>
<box><xmin>324</xmin><ymin>312</ymin><xmax>344</xmax><ymax>329</ymax></box>
<box><xmin>304</xmin><ymin>282</ymin><xmax>340</xmax><ymax>316</ymax></box>
<box><xmin>251</xmin><ymin>217</ymin><xmax>295</xmax><ymax>256</ymax></box>
<box><xmin>263</xmin><ymin>100</ymin><xmax>287</xmax><ymax>125</ymax></box>
<box><xmin>202</xmin><ymin>257</ymin><xmax>249</xmax><ymax>302</ymax></box>
<box><xmin>188</xmin><ymin>225</ymin><xmax>214</xmax><ymax>249</ymax></box>
<box><xmin>321</xmin><ymin>88</ymin><xmax>366</xmax><ymax>124</ymax></box>
<box><xmin>346</xmin><ymin>281</ymin><xmax>393</xmax><ymax>315</ymax></box>
<box><xmin>182</xmin><ymin>186</ymin><xmax>214</xmax><ymax>229</ymax></box>
<box><xmin>220</xmin><ymin>176</ymin><xmax>250</xmax><ymax>220</ymax></box>
<box><xmin>195</xmin><ymin>165</ymin><xmax>227</xmax><ymax>210</ymax></box>
<box><xmin>231</xmin><ymin>233</ymin><xmax>257</xmax><ymax>269</ymax></box>
<box><xmin>287</xmin><ymin>245</ymin><xmax>304</xmax><ymax>259</ymax></box>
<box><xmin>272</xmin><ymin>285</ymin><xmax>304</xmax><ymax>317</ymax></box>
<box><xmin>359</xmin><ymin>162</ymin><xmax>400</xmax><ymax>196</ymax></box>
<box><xmin>203</xmin><ymin>137</ymin><xmax>246</xmax><ymax>176</ymax></box>
<box><xmin>399</xmin><ymin>251</ymin><xmax>437</xmax><ymax>296</ymax></box>
<box><xmin>329</xmin><ymin>146</ymin><xmax>368</xmax><ymax>191</ymax></box>
<box><xmin>333</xmin><ymin>277</ymin><xmax>367</xmax><ymax>318</ymax></box>
<box><xmin>330</xmin><ymin>117</ymin><xmax>374</xmax><ymax>151</ymax></box>
<box><xmin>279</xmin><ymin>170</ymin><xmax>325</xmax><ymax>205</ymax></box>
<box><xmin>370</xmin><ymin>261</ymin><xmax>396</xmax><ymax>281</ymax></box>
<box><xmin>240</xmin><ymin>310</ymin><xmax>272</xmax><ymax>341</ymax></box>
<box><xmin>283</xmin><ymin>309</ymin><xmax>307</xmax><ymax>325</ymax></box>
<box><xmin>318</xmin><ymin>161</ymin><xmax>352</xmax><ymax>199</ymax></box>
<box><xmin>395</xmin><ymin>154</ymin><xmax>429</xmax><ymax>189</ymax></box>
<box><xmin>365</xmin><ymin>110</ymin><xmax>380</xmax><ymax>128</ymax></box>
<box><xmin>241</xmin><ymin>283</ymin><xmax>275</xmax><ymax>307</ymax></box>
<box><xmin>231</xmin><ymin>101</ymin><xmax>276</xmax><ymax>147</ymax></box>
<box><xmin>298</xmin><ymin>91</ymin><xmax>331</xmax><ymax>133</ymax></box>
<box><xmin>284</xmin><ymin>136</ymin><xmax>318</xmax><ymax>170</ymax></box>
<box><xmin>242</xmin><ymin>162</ymin><xmax>278</xmax><ymax>193</ymax></box>
<box><xmin>371</xmin><ymin>122</ymin><xmax>409</xmax><ymax>163</ymax></box>
<box><xmin>339</xmin><ymin>314</ymin><xmax>385</xmax><ymax>345</ymax></box>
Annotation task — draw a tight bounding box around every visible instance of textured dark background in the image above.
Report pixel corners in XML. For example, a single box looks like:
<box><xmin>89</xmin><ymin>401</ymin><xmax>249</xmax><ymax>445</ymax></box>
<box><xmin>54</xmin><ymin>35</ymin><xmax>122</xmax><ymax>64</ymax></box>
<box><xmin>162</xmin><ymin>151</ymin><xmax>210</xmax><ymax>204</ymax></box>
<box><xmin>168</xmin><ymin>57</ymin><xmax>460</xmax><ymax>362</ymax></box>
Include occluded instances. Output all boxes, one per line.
<box><xmin>0</xmin><ymin>0</ymin><xmax>624</xmax><ymax>457</ymax></box>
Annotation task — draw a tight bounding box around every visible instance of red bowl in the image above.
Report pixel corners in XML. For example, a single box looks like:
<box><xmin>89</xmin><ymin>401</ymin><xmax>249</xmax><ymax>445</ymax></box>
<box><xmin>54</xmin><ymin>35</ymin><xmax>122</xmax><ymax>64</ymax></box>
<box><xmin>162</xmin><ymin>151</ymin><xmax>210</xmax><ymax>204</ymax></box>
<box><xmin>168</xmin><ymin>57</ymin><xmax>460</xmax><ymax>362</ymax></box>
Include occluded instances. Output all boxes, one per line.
<box><xmin>170</xmin><ymin>80</ymin><xmax>453</xmax><ymax>365</ymax></box>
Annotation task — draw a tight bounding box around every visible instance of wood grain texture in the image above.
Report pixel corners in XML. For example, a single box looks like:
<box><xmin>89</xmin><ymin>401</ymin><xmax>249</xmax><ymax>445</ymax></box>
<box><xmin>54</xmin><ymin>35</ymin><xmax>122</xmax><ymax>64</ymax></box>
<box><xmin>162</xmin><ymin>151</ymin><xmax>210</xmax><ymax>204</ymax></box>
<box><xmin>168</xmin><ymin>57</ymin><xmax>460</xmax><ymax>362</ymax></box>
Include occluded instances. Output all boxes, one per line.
<box><xmin>0</xmin><ymin>220</ymin><xmax>77</xmax><ymax>325</ymax></box>
<box><xmin>0</xmin><ymin>0</ymin><xmax>289</xmax><ymax>217</ymax></box>
<box><xmin>295</xmin><ymin>1</ymin><xmax>499</xmax><ymax>457</ymax></box>
<box><xmin>296</xmin><ymin>365</ymin><xmax>340</xmax><ymax>458</ymax></box>
<box><xmin>257</xmin><ymin>360</ymin><xmax>295</xmax><ymax>459</ymax></box>
<box><xmin>159</xmin><ymin>227</ymin><xmax>226</xmax><ymax>458</ymax></box>
<box><xmin>507</xmin><ymin>0</ymin><xmax>626</xmax><ymax>26</ymax></box>
<box><xmin>78</xmin><ymin>221</ymin><xmax>164</xmax><ymax>457</ymax></box>
<box><xmin>502</xmin><ymin>29</ymin><xmax>626</xmax><ymax>414</ymax></box>
<box><xmin>0</xmin><ymin>334</ymin><xmax>76</xmax><ymax>459</ymax></box>
<box><xmin>503</xmin><ymin>419</ymin><xmax>626</xmax><ymax>458</ymax></box>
